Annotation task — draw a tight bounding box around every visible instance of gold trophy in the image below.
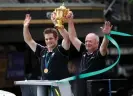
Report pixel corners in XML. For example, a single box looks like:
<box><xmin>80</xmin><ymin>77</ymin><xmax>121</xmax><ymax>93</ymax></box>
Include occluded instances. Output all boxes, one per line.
<box><xmin>54</xmin><ymin>3</ymin><xmax>69</xmax><ymax>29</ymax></box>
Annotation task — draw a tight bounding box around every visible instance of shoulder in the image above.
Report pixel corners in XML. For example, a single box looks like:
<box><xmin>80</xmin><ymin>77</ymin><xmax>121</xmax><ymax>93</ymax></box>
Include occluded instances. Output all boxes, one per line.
<box><xmin>37</xmin><ymin>44</ymin><xmax>46</xmax><ymax>49</ymax></box>
<box><xmin>56</xmin><ymin>45</ymin><xmax>64</xmax><ymax>50</ymax></box>
<box><xmin>56</xmin><ymin>45</ymin><xmax>69</xmax><ymax>57</ymax></box>
<box><xmin>35</xmin><ymin>44</ymin><xmax>47</xmax><ymax>57</ymax></box>
<box><xmin>96</xmin><ymin>49</ymin><xmax>107</xmax><ymax>58</ymax></box>
<box><xmin>79</xmin><ymin>43</ymin><xmax>86</xmax><ymax>52</ymax></box>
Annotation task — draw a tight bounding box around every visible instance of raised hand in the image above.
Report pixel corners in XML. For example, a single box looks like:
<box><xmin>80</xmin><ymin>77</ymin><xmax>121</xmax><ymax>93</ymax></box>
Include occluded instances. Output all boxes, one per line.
<box><xmin>23</xmin><ymin>14</ymin><xmax>31</xmax><ymax>27</ymax></box>
<box><xmin>100</xmin><ymin>21</ymin><xmax>113</xmax><ymax>34</ymax></box>
<box><xmin>66</xmin><ymin>11</ymin><xmax>74</xmax><ymax>21</ymax></box>
<box><xmin>51</xmin><ymin>12</ymin><xmax>56</xmax><ymax>25</ymax></box>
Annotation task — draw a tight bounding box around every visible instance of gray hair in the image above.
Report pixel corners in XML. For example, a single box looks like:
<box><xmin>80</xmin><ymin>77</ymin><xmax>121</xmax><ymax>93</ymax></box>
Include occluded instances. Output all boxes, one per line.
<box><xmin>95</xmin><ymin>34</ymin><xmax>99</xmax><ymax>43</ymax></box>
<box><xmin>88</xmin><ymin>33</ymin><xmax>99</xmax><ymax>43</ymax></box>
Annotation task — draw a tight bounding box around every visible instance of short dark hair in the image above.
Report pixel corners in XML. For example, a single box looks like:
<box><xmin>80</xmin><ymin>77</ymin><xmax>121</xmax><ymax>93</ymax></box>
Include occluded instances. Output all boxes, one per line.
<box><xmin>43</xmin><ymin>28</ymin><xmax>58</xmax><ymax>38</ymax></box>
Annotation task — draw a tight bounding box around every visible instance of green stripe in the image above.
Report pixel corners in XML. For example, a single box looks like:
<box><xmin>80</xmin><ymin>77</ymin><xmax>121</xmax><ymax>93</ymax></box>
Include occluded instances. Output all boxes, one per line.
<box><xmin>56</xmin><ymin>31</ymin><xmax>132</xmax><ymax>83</ymax></box>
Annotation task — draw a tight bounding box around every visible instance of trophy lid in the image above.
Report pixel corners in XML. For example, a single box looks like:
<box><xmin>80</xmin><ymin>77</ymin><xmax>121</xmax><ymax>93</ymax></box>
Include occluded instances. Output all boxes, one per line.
<box><xmin>59</xmin><ymin>3</ymin><xmax>66</xmax><ymax>9</ymax></box>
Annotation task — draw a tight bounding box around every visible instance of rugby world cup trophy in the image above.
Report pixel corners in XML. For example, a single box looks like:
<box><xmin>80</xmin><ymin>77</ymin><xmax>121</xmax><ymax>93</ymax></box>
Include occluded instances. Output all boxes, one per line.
<box><xmin>54</xmin><ymin>3</ymin><xmax>69</xmax><ymax>29</ymax></box>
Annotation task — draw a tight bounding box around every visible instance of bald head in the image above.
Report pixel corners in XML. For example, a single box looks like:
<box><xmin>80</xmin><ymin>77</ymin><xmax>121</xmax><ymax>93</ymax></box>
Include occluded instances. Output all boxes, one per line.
<box><xmin>86</xmin><ymin>33</ymin><xmax>99</xmax><ymax>43</ymax></box>
<box><xmin>85</xmin><ymin>33</ymin><xmax>99</xmax><ymax>53</ymax></box>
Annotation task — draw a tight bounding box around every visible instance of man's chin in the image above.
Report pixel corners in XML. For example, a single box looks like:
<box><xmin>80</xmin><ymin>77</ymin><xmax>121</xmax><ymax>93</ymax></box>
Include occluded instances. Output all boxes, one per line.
<box><xmin>86</xmin><ymin>47</ymin><xmax>90</xmax><ymax>50</ymax></box>
<box><xmin>47</xmin><ymin>45</ymin><xmax>55</xmax><ymax>48</ymax></box>
<box><xmin>86</xmin><ymin>48</ymin><xmax>91</xmax><ymax>51</ymax></box>
<box><xmin>47</xmin><ymin>46</ymin><xmax>52</xmax><ymax>48</ymax></box>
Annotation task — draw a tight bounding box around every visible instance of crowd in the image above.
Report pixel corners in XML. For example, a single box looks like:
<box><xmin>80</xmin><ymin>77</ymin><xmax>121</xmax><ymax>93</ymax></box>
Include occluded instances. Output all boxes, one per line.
<box><xmin>0</xmin><ymin>0</ymin><xmax>104</xmax><ymax>3</ymax></box>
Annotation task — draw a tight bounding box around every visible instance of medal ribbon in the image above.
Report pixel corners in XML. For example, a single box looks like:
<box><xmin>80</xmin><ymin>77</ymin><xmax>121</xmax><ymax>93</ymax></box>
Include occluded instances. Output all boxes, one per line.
<box><xmin>44</xmin><ymin>52</ymin><xmax>54</xmax><ymax>71</ymax></box>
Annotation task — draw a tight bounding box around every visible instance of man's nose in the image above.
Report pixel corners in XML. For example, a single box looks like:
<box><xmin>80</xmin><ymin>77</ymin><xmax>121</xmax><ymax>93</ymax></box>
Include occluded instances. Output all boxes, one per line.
<box><xmin>48</xmin><ymin>39</ymin><xmax>51</xmax><ymax>42</ymax></box>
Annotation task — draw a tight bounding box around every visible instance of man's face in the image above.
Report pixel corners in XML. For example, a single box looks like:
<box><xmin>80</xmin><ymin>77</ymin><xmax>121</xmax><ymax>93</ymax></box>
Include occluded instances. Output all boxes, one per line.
<box><xmin>85</xmin><ymin>33</ymin><xmax>98</xmax><ymax>52</ymax></box>
<box><xmin>44</xmin><ymin>33</ymin><xmax>58</xmax><ymax>49</ymax></box>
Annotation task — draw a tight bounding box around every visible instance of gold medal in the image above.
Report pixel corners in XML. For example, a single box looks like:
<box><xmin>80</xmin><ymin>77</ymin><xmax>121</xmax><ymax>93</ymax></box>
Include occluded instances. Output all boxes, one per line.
<box><xmin>44</xmin><ymin>68</ymin><xmax>48</xmax><ymax>73</ymax></box>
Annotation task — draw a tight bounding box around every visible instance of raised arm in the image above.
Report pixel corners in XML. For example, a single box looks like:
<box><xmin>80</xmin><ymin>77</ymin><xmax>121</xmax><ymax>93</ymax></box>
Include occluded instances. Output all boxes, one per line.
<box><xmin>67</xmin><ymin>11</ymin><xmax>82</xmax><ymax>52</ymax></box>
<box><xmin>100</xmin><ymin>21</ymin><xmax>113</xmax><ymax>56</ymax></box>
<box><xmin>23</xmin><ymin>14</ymin><xmax>37</xmax><ymax>52</ymax></box>
<box><xmin>51</xmin><ymin>12</ymin><xmax>70</xmax><ymax>50</ymax></box>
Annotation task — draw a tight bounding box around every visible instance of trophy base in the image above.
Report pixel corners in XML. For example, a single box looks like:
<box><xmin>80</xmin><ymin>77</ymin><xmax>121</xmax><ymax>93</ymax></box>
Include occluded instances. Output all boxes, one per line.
<box><xmin>55</xmin><ymin>25</ymin><xmax>64</xmax><ymax>29</ymax></box>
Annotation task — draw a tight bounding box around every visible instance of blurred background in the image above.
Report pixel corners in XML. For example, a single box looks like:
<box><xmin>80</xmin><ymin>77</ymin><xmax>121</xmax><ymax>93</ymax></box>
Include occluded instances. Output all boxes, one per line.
<box><xmin>0</xmin><ymin>0</ymin><xmax>133</xmax><ymax>96</ymax></box>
